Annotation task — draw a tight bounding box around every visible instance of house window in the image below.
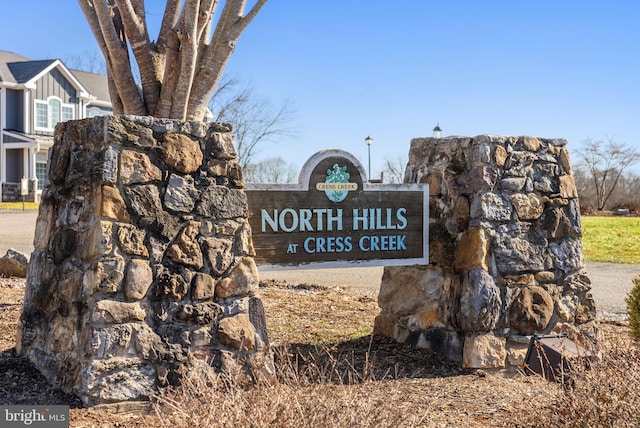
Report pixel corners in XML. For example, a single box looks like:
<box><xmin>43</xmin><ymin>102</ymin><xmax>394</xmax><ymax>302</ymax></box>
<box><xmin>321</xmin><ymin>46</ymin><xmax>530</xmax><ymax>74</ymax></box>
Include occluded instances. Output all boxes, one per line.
<box><xmin>36</xmin><ymin>153</ymin><xmax>48</xmax><ymax>190</ymax></box>
<box><xmin>35</xmin><ymin>102</ymin><xmax>48</xmax><ymax>129</ymax></box>
<box><xmin>34</xmin><ymin>97</ymin><xmax>75</xmax><ymax>131</ymax></box>
<box><xmin>49</xmin><ymin>99</ymin><xmax>61</xmax><ymax>126</ymax></box>
<box><xmin>62</xmin><ymin>105</ymin><xmax>74</xmax><ymax>121</ymax></box>
<box><xmin>87</xmin><ymin>107</ymin><xmax>104</xmax><ymax>118</ymax></box>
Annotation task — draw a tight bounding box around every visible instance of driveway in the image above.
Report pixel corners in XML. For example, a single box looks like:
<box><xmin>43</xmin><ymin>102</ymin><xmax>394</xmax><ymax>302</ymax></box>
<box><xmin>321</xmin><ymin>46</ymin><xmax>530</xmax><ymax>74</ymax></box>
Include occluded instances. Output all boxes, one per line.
<box><xmin>2</xmin><ymin>210</ymin><xmax>637</xmax><ymax>320</ymax></box>
<box><xmin>0</xmin><ymin>210</ymin><xmax>38</xmax><ymax>256</ymax></box>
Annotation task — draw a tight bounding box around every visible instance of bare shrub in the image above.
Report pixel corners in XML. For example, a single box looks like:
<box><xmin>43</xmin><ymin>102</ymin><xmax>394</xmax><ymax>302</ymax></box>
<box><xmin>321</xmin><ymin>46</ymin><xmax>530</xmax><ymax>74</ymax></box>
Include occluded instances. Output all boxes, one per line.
<box><xmin>273</xmin><ymin>335</ymin><xmax>463</xmax><ymax>387</ymax></box>
<box><xmin>513</xmin><ymin>325</ymin><xmax>640</xmax><ymax>427</ymax></box>
<box><xmin>149</xmin><ymin>282</ymin><xmax>640</xmax><ymax>427</ymax></box>
<box><xmin>627</xmin><ymin>276</ymin><xmax>640</xmax><ymax>342</ymax></box>
<box><xmin>151</xmin><ymin>343</ymin><xmax>450</xmax><ymax>427</ymax></box>
<box><xmin>579</xmin><ymin>200</ymin><xmax>598</xmax><ymax>216</ymax></box>
<box><xmin>612</xmin><ymin>198</ymin><xmax>640</xmax><ymax>215</ymax></box>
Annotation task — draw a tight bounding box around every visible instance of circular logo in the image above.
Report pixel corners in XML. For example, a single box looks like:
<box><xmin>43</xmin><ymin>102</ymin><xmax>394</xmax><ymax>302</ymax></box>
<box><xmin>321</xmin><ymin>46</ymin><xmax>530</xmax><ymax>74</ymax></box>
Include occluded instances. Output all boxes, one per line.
<box><xmin>324</xmin><ymin>164</ymin><xmax>351</xmax><ymax>202</ymax></box>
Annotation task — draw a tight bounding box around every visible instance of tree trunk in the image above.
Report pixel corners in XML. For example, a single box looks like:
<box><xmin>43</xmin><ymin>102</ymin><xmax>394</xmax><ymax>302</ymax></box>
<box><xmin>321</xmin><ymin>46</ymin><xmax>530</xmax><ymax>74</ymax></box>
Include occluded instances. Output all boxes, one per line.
<box><xmin>79</xmin><ymin>0</ymin><xmax>267</xmax><ymax>120</ymax></box>
<box><xmin>114</xmin><ymin>0</ymin><xmax>161</xmax><ymax>114</ymax></box>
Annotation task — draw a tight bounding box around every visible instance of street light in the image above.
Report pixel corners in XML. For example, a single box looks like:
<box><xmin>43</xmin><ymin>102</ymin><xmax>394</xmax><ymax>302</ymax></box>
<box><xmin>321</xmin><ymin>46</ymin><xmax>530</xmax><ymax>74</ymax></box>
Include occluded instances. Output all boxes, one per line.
<box><xmin>365</xmin><ymin>136</ymin><xmax>372</xmax><ymax>181</ymax></box>
<box><xmin>433</xmin><ymin>123</ymin><xmax>442</xmax><ymax>138</ymax></box>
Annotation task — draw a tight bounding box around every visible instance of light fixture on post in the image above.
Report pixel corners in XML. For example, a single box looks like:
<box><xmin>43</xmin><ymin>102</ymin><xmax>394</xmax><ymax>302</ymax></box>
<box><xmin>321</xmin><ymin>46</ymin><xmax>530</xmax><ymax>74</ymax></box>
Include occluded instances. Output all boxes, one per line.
<box><xmin>365</xmin><ymin>135</ymin><xmax>372</xmax><ymax>181</ymax></box>
<box><xmin>433</xmin><ymin>123</ymin><xmax>442</xmax><ymax>138</ymax></box>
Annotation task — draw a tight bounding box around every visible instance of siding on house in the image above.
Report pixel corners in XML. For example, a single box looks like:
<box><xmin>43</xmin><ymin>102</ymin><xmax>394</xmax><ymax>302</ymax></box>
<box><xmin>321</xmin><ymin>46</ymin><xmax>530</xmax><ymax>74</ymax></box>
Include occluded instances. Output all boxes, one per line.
<box><xmin>33</xmin><ymin>68</ymin><xmax>77</xmax><ymax>104</ymax></box>
<box><xmin>32</xmin><ymin>68</ymin><xmax>78</xmax><ymax>135</ymax></box>
<box><xmin>5</xmin><ymin>89</ymin><xmax>23</xmax><ymax>131</ymax></box>
<box><xmin>1</xmin><ymin>50</ymin><xmax>112</xmax><ymax>202</ymax></box>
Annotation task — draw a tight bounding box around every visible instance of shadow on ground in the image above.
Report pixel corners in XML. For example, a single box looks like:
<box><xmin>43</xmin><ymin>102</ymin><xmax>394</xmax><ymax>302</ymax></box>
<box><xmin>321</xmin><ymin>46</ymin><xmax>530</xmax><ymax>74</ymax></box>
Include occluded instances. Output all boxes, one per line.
<box><xmin>0</xmin><ymin>349</ymin><xmax>83</xmax><ymax>406</ymax></box>
<box><xmin>274</xmin><ymin>335</ymin><xmax>466</xmax><ymax>386</ymax></box>
<box><xmin>0</xmin><ymin>335</ymin><xmax>466</xmax><ymax>406</ymax></box>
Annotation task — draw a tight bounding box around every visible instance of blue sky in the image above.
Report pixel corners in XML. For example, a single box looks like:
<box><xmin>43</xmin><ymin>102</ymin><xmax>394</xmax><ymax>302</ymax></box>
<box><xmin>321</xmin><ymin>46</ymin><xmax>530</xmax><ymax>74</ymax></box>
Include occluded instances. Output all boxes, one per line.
<box><xmin>3</xmin><ymin>1</ymin><xmax>639</xmax><ymax>178</ymax></box>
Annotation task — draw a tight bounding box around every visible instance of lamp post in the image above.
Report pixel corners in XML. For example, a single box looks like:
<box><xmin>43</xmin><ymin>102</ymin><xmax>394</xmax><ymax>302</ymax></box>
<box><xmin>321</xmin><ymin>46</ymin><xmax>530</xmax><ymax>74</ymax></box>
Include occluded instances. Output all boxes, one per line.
<box><xmin>365</xmin><ymin>136</ymin><xmax>372</xmax><ymax>181</ymax></box>
<box><xmin>433</xmin><ymin>123</ymin><xmax>442</xmax><ymax>138</ymax></box>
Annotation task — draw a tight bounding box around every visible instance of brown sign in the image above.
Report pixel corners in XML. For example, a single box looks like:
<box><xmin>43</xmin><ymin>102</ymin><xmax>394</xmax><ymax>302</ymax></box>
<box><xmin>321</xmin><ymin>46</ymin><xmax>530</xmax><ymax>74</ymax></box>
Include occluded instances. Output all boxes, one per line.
<box><xmin>245</xmin><ymin>150</ymin><xmax>429</xmax><ymax>269</ymax></box>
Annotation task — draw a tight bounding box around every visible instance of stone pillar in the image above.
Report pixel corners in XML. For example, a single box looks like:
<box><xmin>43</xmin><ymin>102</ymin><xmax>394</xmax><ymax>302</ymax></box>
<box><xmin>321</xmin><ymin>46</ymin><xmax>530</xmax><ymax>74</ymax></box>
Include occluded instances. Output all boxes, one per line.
<box><xmin>375</xmin><ymin>135</ymin><xmax>596</xmax><ymax>371</ymax></box>
<box><xmin>17</xmin><ymin>116</ymin><xmax>273</xmax><ymax>408</ymax></box>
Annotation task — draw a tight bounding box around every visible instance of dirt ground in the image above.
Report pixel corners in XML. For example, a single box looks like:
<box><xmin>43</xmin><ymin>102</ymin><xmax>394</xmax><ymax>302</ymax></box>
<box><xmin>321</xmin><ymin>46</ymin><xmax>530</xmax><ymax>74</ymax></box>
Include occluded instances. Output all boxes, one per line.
<box><xmin>0</xmin><ymin>276</ymin><xmax>633</xmax><ymax>427</ymax></box>
<box><xmin>260</xmin><ymin>261</ymin><xmax>640</xmax><ymax>321</ymax></box>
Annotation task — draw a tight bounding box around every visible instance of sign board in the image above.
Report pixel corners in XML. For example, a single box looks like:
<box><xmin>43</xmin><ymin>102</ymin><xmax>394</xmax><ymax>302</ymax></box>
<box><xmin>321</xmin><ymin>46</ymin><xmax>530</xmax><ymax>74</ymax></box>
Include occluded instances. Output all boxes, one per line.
<box><xmin>245</xmin><ymin>150</ymin><xmax>429</xmax><ymax>270</ymax></box>
<box><xmin>20</xmin><ymin>177</ymin><xmax>29</xmax><ymax>196</ymax></box>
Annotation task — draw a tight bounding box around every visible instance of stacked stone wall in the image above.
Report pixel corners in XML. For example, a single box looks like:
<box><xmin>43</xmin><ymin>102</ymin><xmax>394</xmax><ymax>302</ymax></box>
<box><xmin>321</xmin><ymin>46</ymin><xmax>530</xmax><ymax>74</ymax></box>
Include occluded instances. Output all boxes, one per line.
<box><xmin>17</xmin><ymin>116</ymin><xmax>272</xmax><ymax>407</ymax></box>
<box><xmin>375</xmin><ymin>135</ymin><xmax>596</xmax><ymax>372</ymax></box>
<box><xmin>2</xmin><ymin>179</ymin><xmax>38</xmax><ymax>202</ymax></box>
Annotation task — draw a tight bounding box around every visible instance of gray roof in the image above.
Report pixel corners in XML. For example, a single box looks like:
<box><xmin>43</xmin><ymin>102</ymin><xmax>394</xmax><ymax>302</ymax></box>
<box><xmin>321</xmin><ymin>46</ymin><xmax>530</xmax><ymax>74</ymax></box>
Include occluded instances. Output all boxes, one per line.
<box><xmin>71</xmin><ymin>69</ymin><xmax>110</xmax><ymax>103</ymax></box>
<box><xmin>0</xmin><ymin>50</ymin><xmax>31</xmax><ymax>84</ymax></box>
<box><xmin>8</xmin><ymin>59</ymin><xmax>57</xmax><ymax>83</ymax></box>
<box><xmin>4</xmin><ymin>128</ymin><xmax>54</xmax><ymax>145</ymax></box>
<box><xmin>0</xmin><ymin>50</ymin><xmax>110</xmax><ymax>104</ymax></box>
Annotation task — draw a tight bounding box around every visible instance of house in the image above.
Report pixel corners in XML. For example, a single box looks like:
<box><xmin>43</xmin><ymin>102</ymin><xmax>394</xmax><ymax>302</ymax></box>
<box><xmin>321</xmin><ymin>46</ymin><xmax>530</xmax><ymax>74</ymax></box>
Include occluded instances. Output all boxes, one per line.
<box><xmin>0</xmin><ymin>50</ymin><xmax>112</xmax><ymax>202</ymax></box>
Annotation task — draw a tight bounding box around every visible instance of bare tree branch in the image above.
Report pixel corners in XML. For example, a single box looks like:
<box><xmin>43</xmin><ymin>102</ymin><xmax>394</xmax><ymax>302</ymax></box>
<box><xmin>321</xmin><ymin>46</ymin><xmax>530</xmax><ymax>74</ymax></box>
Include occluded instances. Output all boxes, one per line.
<box><xmin>79</xmin><ymin>0</ymin><xmax>267</xmax><ymax>120</ymax></box>
<box><xmin>188</xmin><ymin>0</ymin><xmax>267</xmax><ymax>121</ymax></box>
<box><xmin>82</xmin><ymin>0</ymin><xmax>147</xmax><ymax>114</ymax></box>
<box><xmin>157</xmin><ymin>0</ymin><xmax>181</xmax><ymax>48</ymax></box>
<box><xmin>575</xmin><ymin>138</ymin><xmax>640</xmax><ymax>211</ymax></box>
<box><xmin>64</xmin><ymin>50</ymin><xmax>107</xmax><ymax>74</ymax></box>
<box><xmin>244</xmin><ymin>157</ymin><xmax>298</xmax><ymax>184</ymax></box>
<box><xmin>155</xmin><ymin>0</ymin><xmax>180</xmax><ymax>83</ymax></box>
<box><xmin>234</xmin><ymin>0</ymin><xmax>267</xmax><ymax>35</ymax></box>
<box><xmin>383</xmin><ymin>157</ymin><xmax>407</xmax><ymax>184</ymax></box>
<box><xmin>114</xmin><ymin>0</ymin><xmax>161</xmax><ymax>114</ymax></box>
<box><xmin>197</xmin><ymin>0</ymin><xmax>218</xmax><ymax>50</ymax></box>
<box><xmin>209</xmin><ymin>79</ymin><xmax>297</xmax><ymax>168</ymax></box>
<box><xmin>169</xmin><ymin>0</ymin><xmax>200</xmax><ymax>118</ymax></box>
<box><xmin>78</xmin><ymin>1</ymin><xmax>123</xmax><ymax>111</ymax></box>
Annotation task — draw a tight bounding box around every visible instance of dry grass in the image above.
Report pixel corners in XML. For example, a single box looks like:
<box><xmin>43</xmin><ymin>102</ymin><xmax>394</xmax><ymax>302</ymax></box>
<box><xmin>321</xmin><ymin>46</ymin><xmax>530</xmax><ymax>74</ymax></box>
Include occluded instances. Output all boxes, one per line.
<box><xmin>150</xmin><ymin>282</ymin><xmax>640</xmax><ymax>428</ymax></box>
<box><xmin>150</xmin><ymin>345</ymin><xmax>550</xmax><ymax>428</ymax></box>
<box><xmin>151</xmin><ymin>321</ymin><xmax>640</xmax><ymax>428</ymax></box>
<box><xmin>2</xmin><ymin>278</ymin><xmax>639</xmax><ymax>427</ymax></box>
<box><xmin>512</xmin><ymin>324</ymin><xmax>640</xmax><ymax>427</ymax></box>
<box><xmin>628</xmin><ymin>275</ymin><xmax>640</xmax><ymax>341</ymax></box>
<box><xmin>151</xmin><ymin>355</ymin><xmax>437</xmax><ymax>427</ymax></box>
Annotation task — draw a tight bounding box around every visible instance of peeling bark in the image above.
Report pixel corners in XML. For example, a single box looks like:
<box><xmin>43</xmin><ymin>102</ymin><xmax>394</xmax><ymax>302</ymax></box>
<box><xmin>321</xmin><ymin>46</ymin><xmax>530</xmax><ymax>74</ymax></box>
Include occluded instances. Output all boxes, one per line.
<box><xmin>114</xmin><ymin>0</ymin><xmax>161</xmax><ymax>114</ymax></box>
<box><xmin>79</xmin><ymin>0</ymin><xmax>266</xmax><ymax>120</ymax></box>
<box><xmin>81</xmin><ymin>0</ymin><xmax>147</xmax><ymax>115</ymax></box>
<box><xmin>169</xmin><ymin>0</ymin><xmax>199</xmax><ymax>119</ymax></box>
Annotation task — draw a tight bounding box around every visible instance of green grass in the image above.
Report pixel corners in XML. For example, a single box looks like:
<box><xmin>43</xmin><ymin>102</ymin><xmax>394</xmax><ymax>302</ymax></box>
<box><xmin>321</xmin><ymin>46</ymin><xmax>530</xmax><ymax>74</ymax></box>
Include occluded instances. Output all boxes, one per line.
<box><xmin>581</xmin><ymin>216</ymin><xmax>640</xmax><ymax>264</ymax></box>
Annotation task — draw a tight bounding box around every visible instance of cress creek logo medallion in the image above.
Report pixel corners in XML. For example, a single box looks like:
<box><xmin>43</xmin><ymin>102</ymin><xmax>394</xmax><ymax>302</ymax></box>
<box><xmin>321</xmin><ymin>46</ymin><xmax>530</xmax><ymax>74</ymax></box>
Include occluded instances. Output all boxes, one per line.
<box><xmin>315</xmin><ymin>164</ymin><xmax>358</xmax><ymax>202</ymax></box>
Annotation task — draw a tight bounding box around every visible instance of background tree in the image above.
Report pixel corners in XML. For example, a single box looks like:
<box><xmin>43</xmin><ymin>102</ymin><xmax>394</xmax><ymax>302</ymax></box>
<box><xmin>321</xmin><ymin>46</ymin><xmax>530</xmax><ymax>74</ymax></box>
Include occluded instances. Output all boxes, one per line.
<box><xmin>574</xmin><ymin>138</ymin><xmax>640</xmax><ymax>211</ymax></box>
<box><xmin>208</xmin><ymin>77</ymin><xmax>296</xmax><ymax>168</ymax></box>
<box><xmin>64</xmin><ymin>50</ymin><xmax>107</xmax><ymax>74</ymax></box>
<box><xmin>78</xmin><ymin>0</ymin><xmax>267</xmax><ymax>120</ymax></box>
<box><xmin>382</xmin><ymin>156</ymin><xmax>407</xmax><ymax>184</ymax></box>
<box><xmin>244</xmin><ymin>157</ymin><xmax>298</xmax><ymax>183</ymax></box>
<box><xmin>573</xmin><ymin>167</ymin><xmax>640</xmax><ymax>214</ymax></box>
<box><xmin>610</xmin><ymin>172</ymin><xmax>640</xmax><ymax>213</ymax></box>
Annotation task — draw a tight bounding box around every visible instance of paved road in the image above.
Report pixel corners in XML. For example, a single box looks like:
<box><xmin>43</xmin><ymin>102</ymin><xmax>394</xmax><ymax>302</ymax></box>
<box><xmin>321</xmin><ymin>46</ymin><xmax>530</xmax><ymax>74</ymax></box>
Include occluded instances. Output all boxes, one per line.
<box><xmin>260</xmin><ymin>264</ymin><xmax>639</xmax><ymax>320</ymax></box>
<box><xmin>2</xmin><ymin>210</ymin><xmax>637</xmax><ymax>319</ymax></box>
<box><xmin>0</xmin><ymin>210</ymin><xmax>38</xmax><ymax>256</ymax></box>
